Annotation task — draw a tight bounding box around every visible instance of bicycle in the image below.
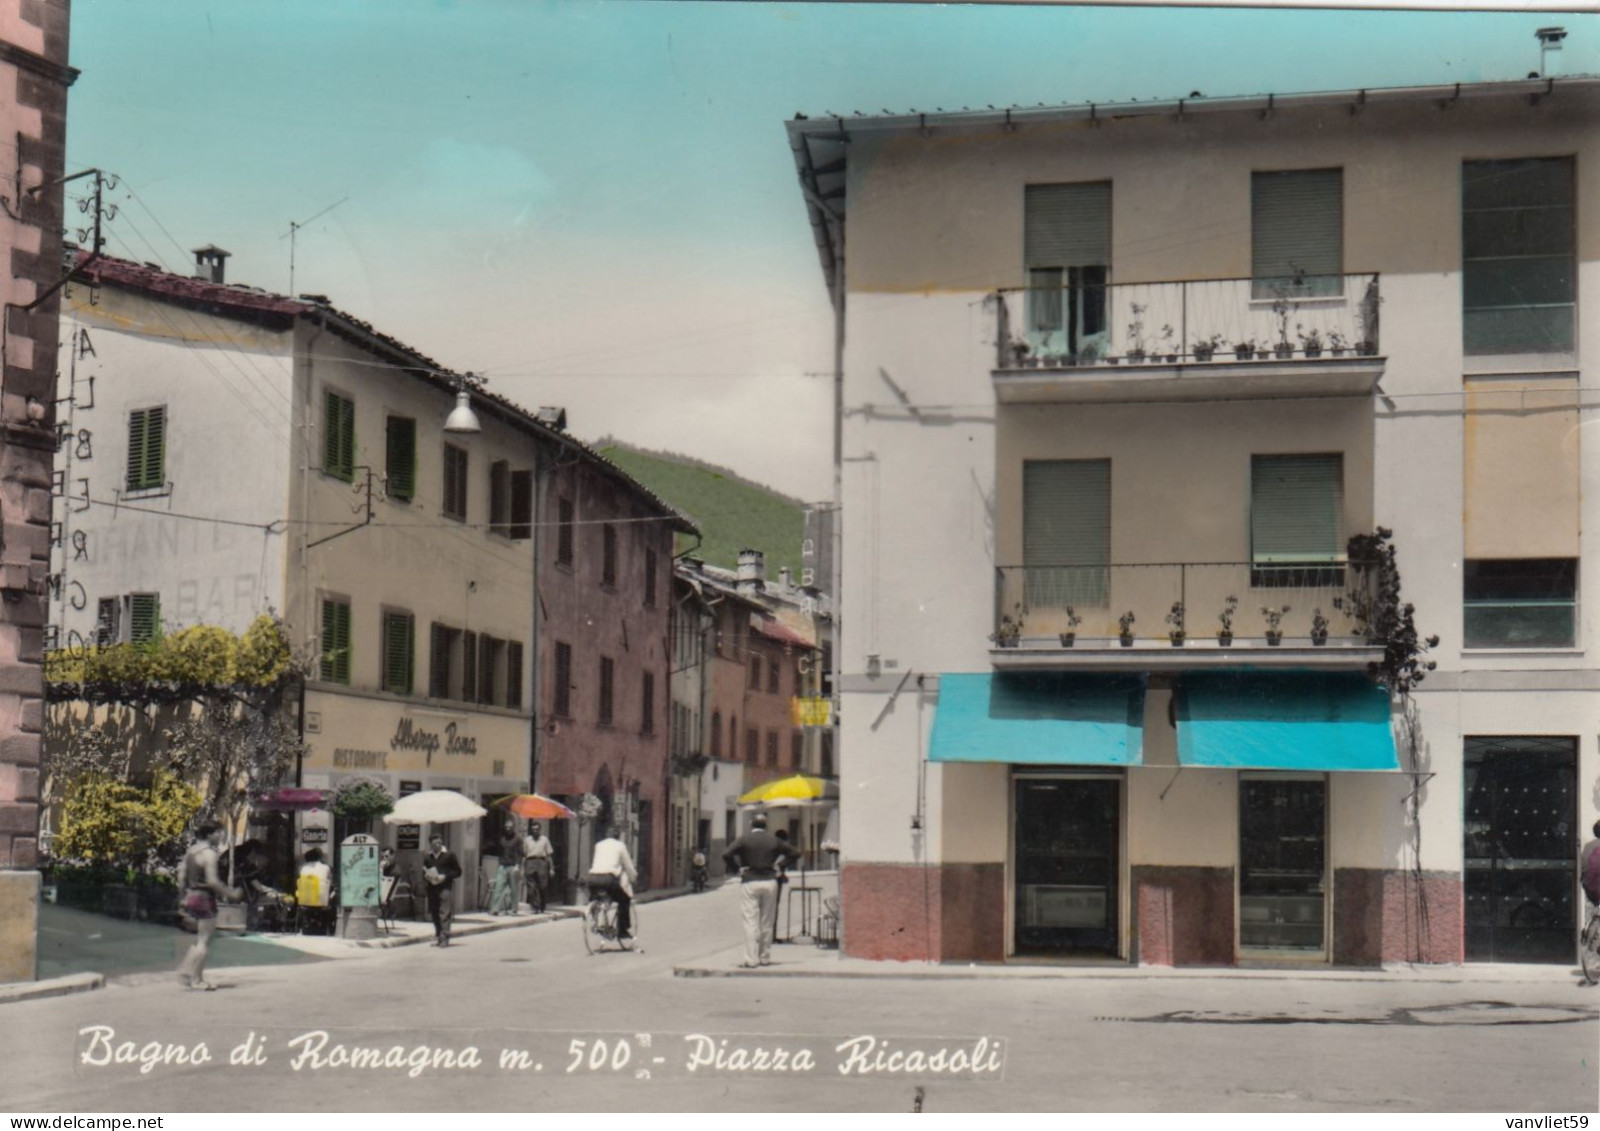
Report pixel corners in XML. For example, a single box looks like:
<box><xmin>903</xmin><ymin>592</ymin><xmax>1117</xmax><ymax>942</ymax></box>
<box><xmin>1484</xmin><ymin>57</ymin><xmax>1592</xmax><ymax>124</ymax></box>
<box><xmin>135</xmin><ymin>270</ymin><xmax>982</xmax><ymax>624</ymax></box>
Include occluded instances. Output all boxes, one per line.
<box><xmin>582</xmin><ymin>886</ymin><xmax>640</xmax><ymax>955</ymax></box>
<box><xmin>1581</xmin><ymin>903</ymin><xmax>1599</xmax><ymax>986</ymax></box>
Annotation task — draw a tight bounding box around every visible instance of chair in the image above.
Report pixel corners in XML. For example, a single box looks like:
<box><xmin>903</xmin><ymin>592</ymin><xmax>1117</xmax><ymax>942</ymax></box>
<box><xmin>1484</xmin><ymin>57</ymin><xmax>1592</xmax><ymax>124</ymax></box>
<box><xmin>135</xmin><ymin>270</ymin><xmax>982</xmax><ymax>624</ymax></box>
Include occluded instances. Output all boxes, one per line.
<box><xmin>817</xmin><ymin>895</ymin><xmax>840</xmax><ymax>949</ymax></box>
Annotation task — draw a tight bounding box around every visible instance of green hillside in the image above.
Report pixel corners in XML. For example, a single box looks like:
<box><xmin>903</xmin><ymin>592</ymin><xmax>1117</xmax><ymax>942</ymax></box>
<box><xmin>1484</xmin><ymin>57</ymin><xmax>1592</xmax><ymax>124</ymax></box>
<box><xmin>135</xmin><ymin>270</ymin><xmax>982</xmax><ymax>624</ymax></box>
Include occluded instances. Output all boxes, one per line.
<box><xmin>598</xmin><ymin>443</ymin><xmax>806</xmax><ymax>581</ymax></box>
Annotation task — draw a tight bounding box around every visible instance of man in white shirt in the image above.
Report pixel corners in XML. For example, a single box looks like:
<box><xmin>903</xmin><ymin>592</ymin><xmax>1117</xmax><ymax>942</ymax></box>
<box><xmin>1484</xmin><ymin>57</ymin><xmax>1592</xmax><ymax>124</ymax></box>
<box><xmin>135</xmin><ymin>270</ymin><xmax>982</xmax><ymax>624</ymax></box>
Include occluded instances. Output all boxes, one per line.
<box><xmin>586</xmin><ymin>825</ymin><xmax>637</xmax><ymax>939</ymax></box>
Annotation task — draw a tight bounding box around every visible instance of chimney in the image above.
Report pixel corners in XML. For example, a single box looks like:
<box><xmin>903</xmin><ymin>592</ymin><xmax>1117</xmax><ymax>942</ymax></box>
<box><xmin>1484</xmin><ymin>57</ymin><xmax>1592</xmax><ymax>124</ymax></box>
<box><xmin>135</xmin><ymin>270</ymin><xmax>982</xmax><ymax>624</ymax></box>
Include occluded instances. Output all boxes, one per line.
<box><xmin>736</xmin><ymin>549</ymin><xmax>766</xmax><ymax>596</ymax></box>
<box><xmin>779</xmin><ymin>566</ymin><xmax>793</xmax><ymax>591</ymax></box>
<box><xmin>1537</xmin><ymin>27</ymin><xmax>1566</xmax><ymax>76</ymax></box>
<box><xmin>192</xmin><ymin>245</ymin><xmax>231</xmax><ymax>284</ymax></box>
<box><xmin>536</xmin><ymin>406</ymin><xmax>567</xmax><ymax>432</ymax></box>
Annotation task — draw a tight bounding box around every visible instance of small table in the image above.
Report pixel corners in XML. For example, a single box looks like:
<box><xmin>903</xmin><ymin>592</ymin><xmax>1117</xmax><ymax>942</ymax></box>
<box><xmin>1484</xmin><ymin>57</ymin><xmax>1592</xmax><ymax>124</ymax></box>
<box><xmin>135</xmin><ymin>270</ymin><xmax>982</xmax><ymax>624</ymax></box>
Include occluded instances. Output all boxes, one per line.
<box><xmin>782</xmin><ymin>886</ymin><xmax>822</xmax><ymax>942</ymax></box>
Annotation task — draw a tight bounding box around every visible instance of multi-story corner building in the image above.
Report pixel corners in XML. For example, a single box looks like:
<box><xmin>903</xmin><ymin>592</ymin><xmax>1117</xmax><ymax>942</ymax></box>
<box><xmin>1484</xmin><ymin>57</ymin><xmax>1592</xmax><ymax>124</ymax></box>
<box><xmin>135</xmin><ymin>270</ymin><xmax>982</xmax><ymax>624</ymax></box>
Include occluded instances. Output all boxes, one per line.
<box><xmin>46</xmin><ymin>249</ymin><xmax>689</xmax><ymax>904</ymax></box>
<box><xmin>788</xmin><ymin>75</ymin><xmax>1597</xmax><ymax>966</ymax></box>
<box><xmin>0</xmin><ymin>0</ymin><xmax>75</xmax><ymax>983</ymax></box>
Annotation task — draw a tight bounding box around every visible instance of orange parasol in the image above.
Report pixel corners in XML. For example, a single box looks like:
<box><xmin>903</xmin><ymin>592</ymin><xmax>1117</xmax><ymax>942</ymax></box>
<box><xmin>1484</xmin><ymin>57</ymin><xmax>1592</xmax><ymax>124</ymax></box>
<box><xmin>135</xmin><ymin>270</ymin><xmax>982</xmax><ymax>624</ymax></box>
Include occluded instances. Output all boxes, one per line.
<box><xmin>494</xmin><ymin>793</ymin><xmax>577</xmax><ymax>820</ymax></box>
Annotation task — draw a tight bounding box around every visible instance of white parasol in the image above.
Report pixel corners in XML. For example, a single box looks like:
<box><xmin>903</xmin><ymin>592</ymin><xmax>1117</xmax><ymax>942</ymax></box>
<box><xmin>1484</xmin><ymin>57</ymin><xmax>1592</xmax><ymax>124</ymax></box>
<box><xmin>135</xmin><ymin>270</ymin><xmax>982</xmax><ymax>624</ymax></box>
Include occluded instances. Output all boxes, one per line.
<box><xmin>381</xmin><ymin>789</ymin><xmax>487</xmax><ymax>824</ymax></box>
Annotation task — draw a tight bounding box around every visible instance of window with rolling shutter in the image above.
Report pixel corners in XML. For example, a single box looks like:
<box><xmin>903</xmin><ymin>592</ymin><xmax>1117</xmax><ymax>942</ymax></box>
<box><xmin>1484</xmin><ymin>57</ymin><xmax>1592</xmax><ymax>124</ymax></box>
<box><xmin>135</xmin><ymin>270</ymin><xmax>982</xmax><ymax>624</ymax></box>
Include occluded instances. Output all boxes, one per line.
<box><xmin>319</xmin><ymin>598</ymin><xmax>351</xmax><ymax>684</ymax></box>
<box><xmin>1462</xmin><ymin>157</ymin><xmax>1574</xmax><ymax>355</ymax></box>
<box><xmin>1024</xmin><ymin>183</ymin><xmax>1111</xmax><ymax>355</ymax></box>
<box><xmin>509</xmin><ymin>470</ymin><xmax>532</xmax><ymax>540</ymax></box>
<box><xmin>553</xmin><ymin>641</ymin><xmax>572</xmax><ymax>718</ymax></box>
<box><xmin>1250</xmin><ymin>454</ymin><xmax>1345</xmax><ymax>587</ymax></box>
<box><xmin>505</xmin><ymin>640</ymin><xmax>524</xmax><ymax>710</ymax></box>
<box><xmin>1023</xmin><ymin>459</ymin><xmax>1110</xmax><ymax>608</ymax></box>
<box><xmin>381</xmin><ymin>611</ymin><xmax>414</xmax><ymax>695</ymax></box>
<box><xmin>598</xmin><ymin>656</ymin><xmax>614</xmax><ymax>725</ymax></box>
<box><xmin>462</xmin><ymin>629</ymin><xmax>478</xmax><ymax>702</ymax></box>
<box><xmin>385</xmin><ymin>417</ymin><xmax>416</xmax><ymax>501</ymax></box>
<box><xmin>489</xmin><ymin>461</ymin><xmax>511</xmax><ymax>537</ymax></box>
<box><xmin>442</xmin><ymin>444</ymin><xmax>468</xmax><ymax>521</ymax></box>
<box><xmin>323</xmin><ymin>391</ymin><xmax>355</xmax><ymax>482</ymax></box>
<box><xmin>126</xmin><ymin>407</ymin><xmax>167</xmax><ymax>492</ymax></box>
<box><xmin>128</xmin><ymin>593</ymin><xmax>161</xmax><ymax>645</ymax></box>
<box><xmin>1252</xmin><ymin>169</ymin><xmax>1343</xmax><ymax>299</ymax></box>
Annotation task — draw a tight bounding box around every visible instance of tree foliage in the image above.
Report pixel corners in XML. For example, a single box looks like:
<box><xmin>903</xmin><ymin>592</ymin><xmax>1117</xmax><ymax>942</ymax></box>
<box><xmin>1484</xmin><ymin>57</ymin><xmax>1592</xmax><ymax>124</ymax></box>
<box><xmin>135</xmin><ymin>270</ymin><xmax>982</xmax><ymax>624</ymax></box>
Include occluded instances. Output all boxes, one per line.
<box><xmin>54</xmin><ymin>771</ymin><xmax>202</xmax><ymax>872</ymax></box>
<box><xmin>1346</xmin><ymin>527</ymin><xmax>1439</xmax><ymax>696</ymax></box>
<box><xmin>44</xmin><ymin>615</ymin><xmax>295</xmax><ymax>698</ymax></box>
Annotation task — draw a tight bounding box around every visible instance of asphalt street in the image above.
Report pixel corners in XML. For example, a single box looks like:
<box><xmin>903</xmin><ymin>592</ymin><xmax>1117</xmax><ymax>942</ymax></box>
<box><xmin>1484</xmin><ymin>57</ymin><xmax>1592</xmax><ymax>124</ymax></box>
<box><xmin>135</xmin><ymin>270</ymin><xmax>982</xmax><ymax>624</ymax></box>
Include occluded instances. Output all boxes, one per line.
<box><xmin>3</xmin><ymin>883</ymin><xmax>1597</xmax><ymax>1114</ymax></box>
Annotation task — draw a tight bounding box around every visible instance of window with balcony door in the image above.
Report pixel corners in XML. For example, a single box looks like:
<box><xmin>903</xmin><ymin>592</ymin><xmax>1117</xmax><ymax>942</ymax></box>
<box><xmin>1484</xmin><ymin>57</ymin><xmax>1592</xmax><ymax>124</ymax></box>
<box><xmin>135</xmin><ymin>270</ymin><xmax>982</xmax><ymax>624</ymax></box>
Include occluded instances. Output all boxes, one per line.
<box><xmin>1250</xmin><ymin>454</ymin><xmax>1344</xmax><ymax>588</ymax></box>
<box><xmin>1022</xmin><ymin>459</ymin><xmax>1110</xmax><ymax>610</ymax></box>
<box><xmin>1251</xmin><ymin>169</ymin><xmax>1343</xmax><ymax>300</ymax></box>
<box><xmin>1023</xmin><ymin>182</ymin><xmax>1110</xmax><ymax>360</ymax></box>
<box><xmin>1462</xmin><ymin>157</ymin><xmax>1574</xmax><ymax>356</ymax></box>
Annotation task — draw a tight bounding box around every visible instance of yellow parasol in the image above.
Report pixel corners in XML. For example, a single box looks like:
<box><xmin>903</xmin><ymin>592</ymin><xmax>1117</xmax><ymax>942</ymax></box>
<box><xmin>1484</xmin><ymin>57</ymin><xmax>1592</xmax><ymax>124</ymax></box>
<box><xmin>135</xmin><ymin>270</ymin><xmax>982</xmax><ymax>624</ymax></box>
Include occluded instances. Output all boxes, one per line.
<box><xmin>737</xmin><ymin>774</ymin><xmax>839</xmax><ymax>807</ymax></box>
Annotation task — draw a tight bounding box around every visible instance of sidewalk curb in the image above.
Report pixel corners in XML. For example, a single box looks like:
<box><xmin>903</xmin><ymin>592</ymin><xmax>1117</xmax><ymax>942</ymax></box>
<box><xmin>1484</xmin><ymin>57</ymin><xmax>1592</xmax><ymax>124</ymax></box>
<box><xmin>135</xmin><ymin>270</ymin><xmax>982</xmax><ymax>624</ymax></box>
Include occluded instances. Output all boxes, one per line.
<box><xmin>357</xmin><ymin>909</ymin><xmax>580</xmax><ymax>949</ymax></box>
<box><xmin>0</xmin><ymin>972</ymin><xmax>105</xmax><ymax>1004</ymax></box>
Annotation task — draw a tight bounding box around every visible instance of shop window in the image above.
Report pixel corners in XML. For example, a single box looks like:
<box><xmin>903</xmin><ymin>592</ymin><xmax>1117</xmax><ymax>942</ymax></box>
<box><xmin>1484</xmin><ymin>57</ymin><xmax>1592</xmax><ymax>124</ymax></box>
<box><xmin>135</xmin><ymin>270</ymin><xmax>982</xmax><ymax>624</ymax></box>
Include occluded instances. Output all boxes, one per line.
<box><xmin>1239</xmin><ymin>777</ymin><xmax>1327</xmax><ymax>954</ymax></box>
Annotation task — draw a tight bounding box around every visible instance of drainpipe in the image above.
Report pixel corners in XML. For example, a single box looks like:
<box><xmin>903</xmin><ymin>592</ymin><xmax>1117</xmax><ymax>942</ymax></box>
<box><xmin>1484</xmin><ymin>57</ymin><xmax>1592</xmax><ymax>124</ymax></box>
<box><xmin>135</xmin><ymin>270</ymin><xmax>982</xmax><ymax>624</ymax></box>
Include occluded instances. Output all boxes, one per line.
<box><xmin>529</xmin><ymin>443</ymin><xmax>545</xmax><ymax>793</ymax></box>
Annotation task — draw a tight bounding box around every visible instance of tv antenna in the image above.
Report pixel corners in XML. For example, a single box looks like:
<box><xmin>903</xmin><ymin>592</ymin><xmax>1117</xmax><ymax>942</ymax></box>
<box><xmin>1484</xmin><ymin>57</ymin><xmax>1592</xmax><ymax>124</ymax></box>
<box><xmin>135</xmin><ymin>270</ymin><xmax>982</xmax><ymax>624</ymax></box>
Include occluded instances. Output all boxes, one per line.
<box><xmin>281</xmin><ymin>196</ymin><xmax>349</xmax><ymax>297</ymax></box>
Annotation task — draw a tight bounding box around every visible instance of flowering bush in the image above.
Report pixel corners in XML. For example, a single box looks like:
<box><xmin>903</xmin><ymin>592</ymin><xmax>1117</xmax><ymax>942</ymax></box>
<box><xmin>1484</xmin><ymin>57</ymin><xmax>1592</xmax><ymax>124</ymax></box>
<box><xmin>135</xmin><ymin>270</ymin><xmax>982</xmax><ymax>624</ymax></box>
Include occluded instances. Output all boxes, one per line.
<box><xmin>330</xmin><ymin>776</ymin><xmax>394</xmax><ymax>821</ymax></box>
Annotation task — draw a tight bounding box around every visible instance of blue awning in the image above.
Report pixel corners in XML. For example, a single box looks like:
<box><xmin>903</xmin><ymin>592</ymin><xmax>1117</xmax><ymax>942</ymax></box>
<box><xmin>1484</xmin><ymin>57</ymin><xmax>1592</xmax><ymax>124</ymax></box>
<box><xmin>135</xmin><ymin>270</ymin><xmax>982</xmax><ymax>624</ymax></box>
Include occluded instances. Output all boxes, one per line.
<box><xmin>1175</xmin><ymin>671</ymin><xmax>1398</xmax><ymax>771</ymax></box>
<box><xmin>929</xmin><ymin>673</ymin><xmax>1146</xmax><ymax>766</ymax></box>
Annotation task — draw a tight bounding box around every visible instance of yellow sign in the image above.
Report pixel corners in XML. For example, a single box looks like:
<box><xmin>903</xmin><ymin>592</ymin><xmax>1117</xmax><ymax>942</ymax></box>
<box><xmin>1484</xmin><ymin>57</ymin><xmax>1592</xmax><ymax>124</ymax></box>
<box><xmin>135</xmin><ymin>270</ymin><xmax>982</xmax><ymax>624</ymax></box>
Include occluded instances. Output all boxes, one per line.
<box><xmin>791</xmin><ymin>697</ymin><xmax>832</xmax><ymax>727</ymax></box>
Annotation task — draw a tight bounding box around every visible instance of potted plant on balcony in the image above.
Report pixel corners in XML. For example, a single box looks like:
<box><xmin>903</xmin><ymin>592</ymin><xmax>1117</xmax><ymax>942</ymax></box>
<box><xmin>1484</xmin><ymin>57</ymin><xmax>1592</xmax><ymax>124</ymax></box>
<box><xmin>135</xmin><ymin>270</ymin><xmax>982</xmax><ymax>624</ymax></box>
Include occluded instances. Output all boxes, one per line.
<box><xmin>1217</xmin><ymin>594</ymin><xmax>1238</xmax><ymax>646</ymax></box>
<box><xmin>1058</xmin><ymin>606</ymin><xmax>1082</xmax><ymax>648</ymax></box>
<box><xmin>1077</xmin><ymin>340</ymin><xmax>1103</xmax><ymax>365</ymax></box>
<box><xmin>1159</xmin><ymin>324</ymin><xmax>1179</xmax><ymax>364</ymax></box>
<box><xmin>1193</xmin><ymin>333</ymin><xmax>1225</xmax><ymax>363</ymax></box>
<box><xmin>990</xmin><ymin>604</ymin><xmax>1026</xmax><ymax>648</ymax></box>
<box><xmin>1261</xmin><ymin>604</ymin><xmax>1290</xmax><ymax>646</ymax></box>
<box><xmin>1327</xmin><ymin>330</ymin><xmax>1348</xmax><ymax>358</ymax></box>
<box><xmin>1310</xmin><ymin>608</ymin><xmax>1329</xmax><ymax>646</ymax></box>
<box><xmin>1165</xmin><ymin>601</ymin><xmax>1186</xmax><ymax>646</ymax></box>
<box><xmin>1124</xmin><ymin>304</ymin><xmax>1148</xmax><ymax>363</ymax></box>
<box><xmin>1117</xmin><ymin>610</ymin><xmax>1136</xmax><ymax>647</ymax></box>
<box><xmin>1270</xmin><ymin>275</ymin><xmax>1299</xmax><ymax>359</ymax></box>
<box><xmin>1010</xmin><ymin>340</ymin><xmax>1032</xmax><ymax>369</ymax></box>
<box><xmin>1297</xmin><ymin>325</ymin><xmax>1323</xmax><ymax>359</ymax></box>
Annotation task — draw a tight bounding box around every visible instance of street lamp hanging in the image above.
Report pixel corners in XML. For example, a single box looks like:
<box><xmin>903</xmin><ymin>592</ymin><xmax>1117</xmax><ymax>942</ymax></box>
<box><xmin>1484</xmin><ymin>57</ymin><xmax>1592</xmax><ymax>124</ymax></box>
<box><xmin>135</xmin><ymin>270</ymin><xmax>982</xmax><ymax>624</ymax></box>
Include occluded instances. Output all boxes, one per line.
<box><xmin>444</xmin><ymin>377</ymin><xmax>481</xmax><ymax>434</ymax></box>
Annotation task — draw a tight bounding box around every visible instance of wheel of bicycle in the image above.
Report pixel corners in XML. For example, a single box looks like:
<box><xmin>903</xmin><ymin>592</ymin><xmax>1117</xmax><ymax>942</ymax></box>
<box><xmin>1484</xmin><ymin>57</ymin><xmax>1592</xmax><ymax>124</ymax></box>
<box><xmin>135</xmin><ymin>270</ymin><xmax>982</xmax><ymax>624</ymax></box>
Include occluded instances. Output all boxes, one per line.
<box><xmin>1581</xmin><ymin>916</ymin><xmax>1600</xmax><ymax>986</ymax></box>
<box><xmin>581</xmin><ymin>901</ymin><xmax>599</xmax><ymax>956</ymax></box>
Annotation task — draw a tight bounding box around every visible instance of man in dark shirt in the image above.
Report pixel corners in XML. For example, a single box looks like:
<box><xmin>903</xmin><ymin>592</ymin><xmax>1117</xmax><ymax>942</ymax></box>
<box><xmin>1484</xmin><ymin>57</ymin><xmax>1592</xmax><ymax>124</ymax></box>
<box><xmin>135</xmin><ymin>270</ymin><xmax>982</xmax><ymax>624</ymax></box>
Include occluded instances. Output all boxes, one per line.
<box><xmin>722</xmin><ymin>812</ymin><xmax>794</xmax><ymax>968</ymax></box>
<box><xmin>423</xmin><ymin>834</ymin><xmax>463</xmax><ymax>947</ymax></box>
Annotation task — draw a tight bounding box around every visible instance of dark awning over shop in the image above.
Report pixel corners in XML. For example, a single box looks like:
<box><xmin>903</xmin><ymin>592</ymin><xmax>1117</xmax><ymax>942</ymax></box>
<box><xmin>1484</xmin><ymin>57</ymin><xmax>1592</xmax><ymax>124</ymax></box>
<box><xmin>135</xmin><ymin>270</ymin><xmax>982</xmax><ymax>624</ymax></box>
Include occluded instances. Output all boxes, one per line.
<box><xmin>929</xmin><ymin>672</ymin><xmax>1146</xmax><ymax>766</ymax></box>
<box><xmin>1174</xmin><ymin>671</ymin><xmax>1398</xmax><ymax>771</ymax></box>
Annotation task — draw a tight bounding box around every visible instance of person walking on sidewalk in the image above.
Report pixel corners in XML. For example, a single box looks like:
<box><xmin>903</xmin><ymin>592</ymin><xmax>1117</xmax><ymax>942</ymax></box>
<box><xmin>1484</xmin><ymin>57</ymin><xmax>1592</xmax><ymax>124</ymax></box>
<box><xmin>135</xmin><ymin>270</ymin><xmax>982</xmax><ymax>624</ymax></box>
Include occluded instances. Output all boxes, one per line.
<box><xmin>176</xmin><ymin>822</ymin><xmax>240</xmax><ymax>991</ymax></box>
<box><xmin>489</xmin><ymin>820</ymin><xmax>523</xmax><ymax>915</ymax></box>
<box><xmin>423</xmin><ymin>833</ymin><xmax>462</xmax><ymax>947</ymax></box>
<box><xmin>722</xmin><ymin>812</ymin><xmax>794</xmax><ymax>969</ymax></box>
<box><xmin>523</xmin><ymin>821</ymin><xmax>554</xmax><ymax>913</ymax></box>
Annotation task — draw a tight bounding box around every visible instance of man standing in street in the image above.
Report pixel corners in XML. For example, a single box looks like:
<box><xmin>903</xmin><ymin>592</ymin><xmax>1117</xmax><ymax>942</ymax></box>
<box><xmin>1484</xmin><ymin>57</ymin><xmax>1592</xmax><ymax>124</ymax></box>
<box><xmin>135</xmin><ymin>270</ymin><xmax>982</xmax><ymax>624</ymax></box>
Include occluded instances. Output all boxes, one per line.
<box><xmin>722</xmin><ymin>812</ymin><xmax>794</xmax><ymax>969</ymax></box>
<box><xmin>523</xmin><ymin>821</ymin><xmax>554</xmax><ymax>913</ymax></box>
<box><xmin>489</xmin><ymin>819</ymin><xmax>523</xmax><ymax>915</ymax></box>
<box><xmin>423</xmin><ymin>833</ymin><xmax>462</xmax><ymax>947</ymax></box>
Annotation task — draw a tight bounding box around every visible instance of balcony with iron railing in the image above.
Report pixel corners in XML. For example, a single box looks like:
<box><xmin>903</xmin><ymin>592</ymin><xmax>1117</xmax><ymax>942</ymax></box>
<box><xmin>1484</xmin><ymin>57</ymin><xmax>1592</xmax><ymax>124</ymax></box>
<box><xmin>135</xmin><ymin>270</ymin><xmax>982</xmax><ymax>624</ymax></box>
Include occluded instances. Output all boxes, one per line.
<box><xmin>991</xmin><ymin>273</ymin><xmax>1384</xmax><ymax>404</ymax></box>
<box><xmin>991</xmin><ymin>561</ymin><xmax>1383</xmax><ymax>670</ymax></box>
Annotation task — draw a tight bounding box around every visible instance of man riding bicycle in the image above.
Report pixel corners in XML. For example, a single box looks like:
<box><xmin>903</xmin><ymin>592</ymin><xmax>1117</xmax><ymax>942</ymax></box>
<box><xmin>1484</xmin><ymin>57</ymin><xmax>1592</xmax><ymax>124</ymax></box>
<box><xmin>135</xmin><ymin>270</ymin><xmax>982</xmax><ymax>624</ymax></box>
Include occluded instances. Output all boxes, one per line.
<box><xmin>586</xmin><ymin>825</ymin><xmax>637</xmax><ymax>940</ymax></box>
<box><xmin>1582</xmin><ymin>819</ymin><xmax>1600</xmax><ymax>909</ymax></box>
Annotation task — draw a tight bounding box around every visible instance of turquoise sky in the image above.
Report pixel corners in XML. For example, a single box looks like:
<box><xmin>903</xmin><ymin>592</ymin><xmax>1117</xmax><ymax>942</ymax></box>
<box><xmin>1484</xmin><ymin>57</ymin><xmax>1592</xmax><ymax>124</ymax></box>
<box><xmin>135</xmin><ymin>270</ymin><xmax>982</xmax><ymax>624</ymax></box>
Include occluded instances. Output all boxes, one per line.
<box><xmin>67</xmin><ymin>1</ymin><xmax>1597</xmax><ymax>497</ymax></box>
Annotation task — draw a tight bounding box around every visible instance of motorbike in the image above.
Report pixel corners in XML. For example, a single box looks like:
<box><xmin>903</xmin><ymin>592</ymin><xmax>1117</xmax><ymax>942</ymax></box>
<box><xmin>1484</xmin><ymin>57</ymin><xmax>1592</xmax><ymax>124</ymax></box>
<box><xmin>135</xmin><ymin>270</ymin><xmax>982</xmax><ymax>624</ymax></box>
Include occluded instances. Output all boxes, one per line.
<box><xmin>691</xmin><ymin>860</ymin><xmax>709</xmax><ymax>893</ymax></box>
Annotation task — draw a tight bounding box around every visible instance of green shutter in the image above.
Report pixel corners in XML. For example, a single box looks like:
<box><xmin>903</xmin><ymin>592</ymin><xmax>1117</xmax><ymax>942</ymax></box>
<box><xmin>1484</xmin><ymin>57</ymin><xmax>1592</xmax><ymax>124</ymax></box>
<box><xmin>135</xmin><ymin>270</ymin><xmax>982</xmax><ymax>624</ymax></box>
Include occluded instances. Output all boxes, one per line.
<box><xmin>324</xmin><ymin>392</ymin><xmax>354</xmax><ymax>481</ymax></box>
<box><xmin>1251</xmin><ymin>455</ymin><xmax>1344</xmax><ymax>563</ymax></box>
<box><xmin>462</xmin><ymin>629</ymin><xmax>478</xmax><ymax>702</ymax></box>
<box><xmin>386</xmin><ymin>417</ymin><xmax>416</xmax><ymax>501</ymax></box>
<box><xmin>1023</xmin><ymin>459</ymin><xmax>1111</xmax><ymax>607</ymax></box>
<box><xmin>127</xmin><ymin>407</ymin><xmax>166</xmax><ymax>491</ymax></box>
<box><xmin>321</xmin><ymin>599</ymin><xmax>351</xmax><ymax>684</ymax></box>
<box><xmin>383</xmin><ymin>612</ymin><xmax>413</xmax><ymax>694</ymax></box>
<box><xmin>129</xmin><ymin>593</ymin><xmax>160</xmax><ymax>644</ymax></box>
<box><xmin>1252</xmin><ymin>170</ymin><xmax>1343</xmax><ymax>296</ymax></box>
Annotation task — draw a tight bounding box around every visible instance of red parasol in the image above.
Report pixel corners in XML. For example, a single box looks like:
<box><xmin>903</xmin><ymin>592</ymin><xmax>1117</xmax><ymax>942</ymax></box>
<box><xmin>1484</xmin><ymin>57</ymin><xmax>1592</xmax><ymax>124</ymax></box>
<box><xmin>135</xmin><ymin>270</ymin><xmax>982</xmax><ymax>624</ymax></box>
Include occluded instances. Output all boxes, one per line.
<box><xmin>494</xmin><ymin>793</ymin><xmax>577</xmax><ymax>820</ymax></box>
<box><xmin>252</xmin><ymin>787</ymin><xmax>329</xmax><ymax>813</ymax></box>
